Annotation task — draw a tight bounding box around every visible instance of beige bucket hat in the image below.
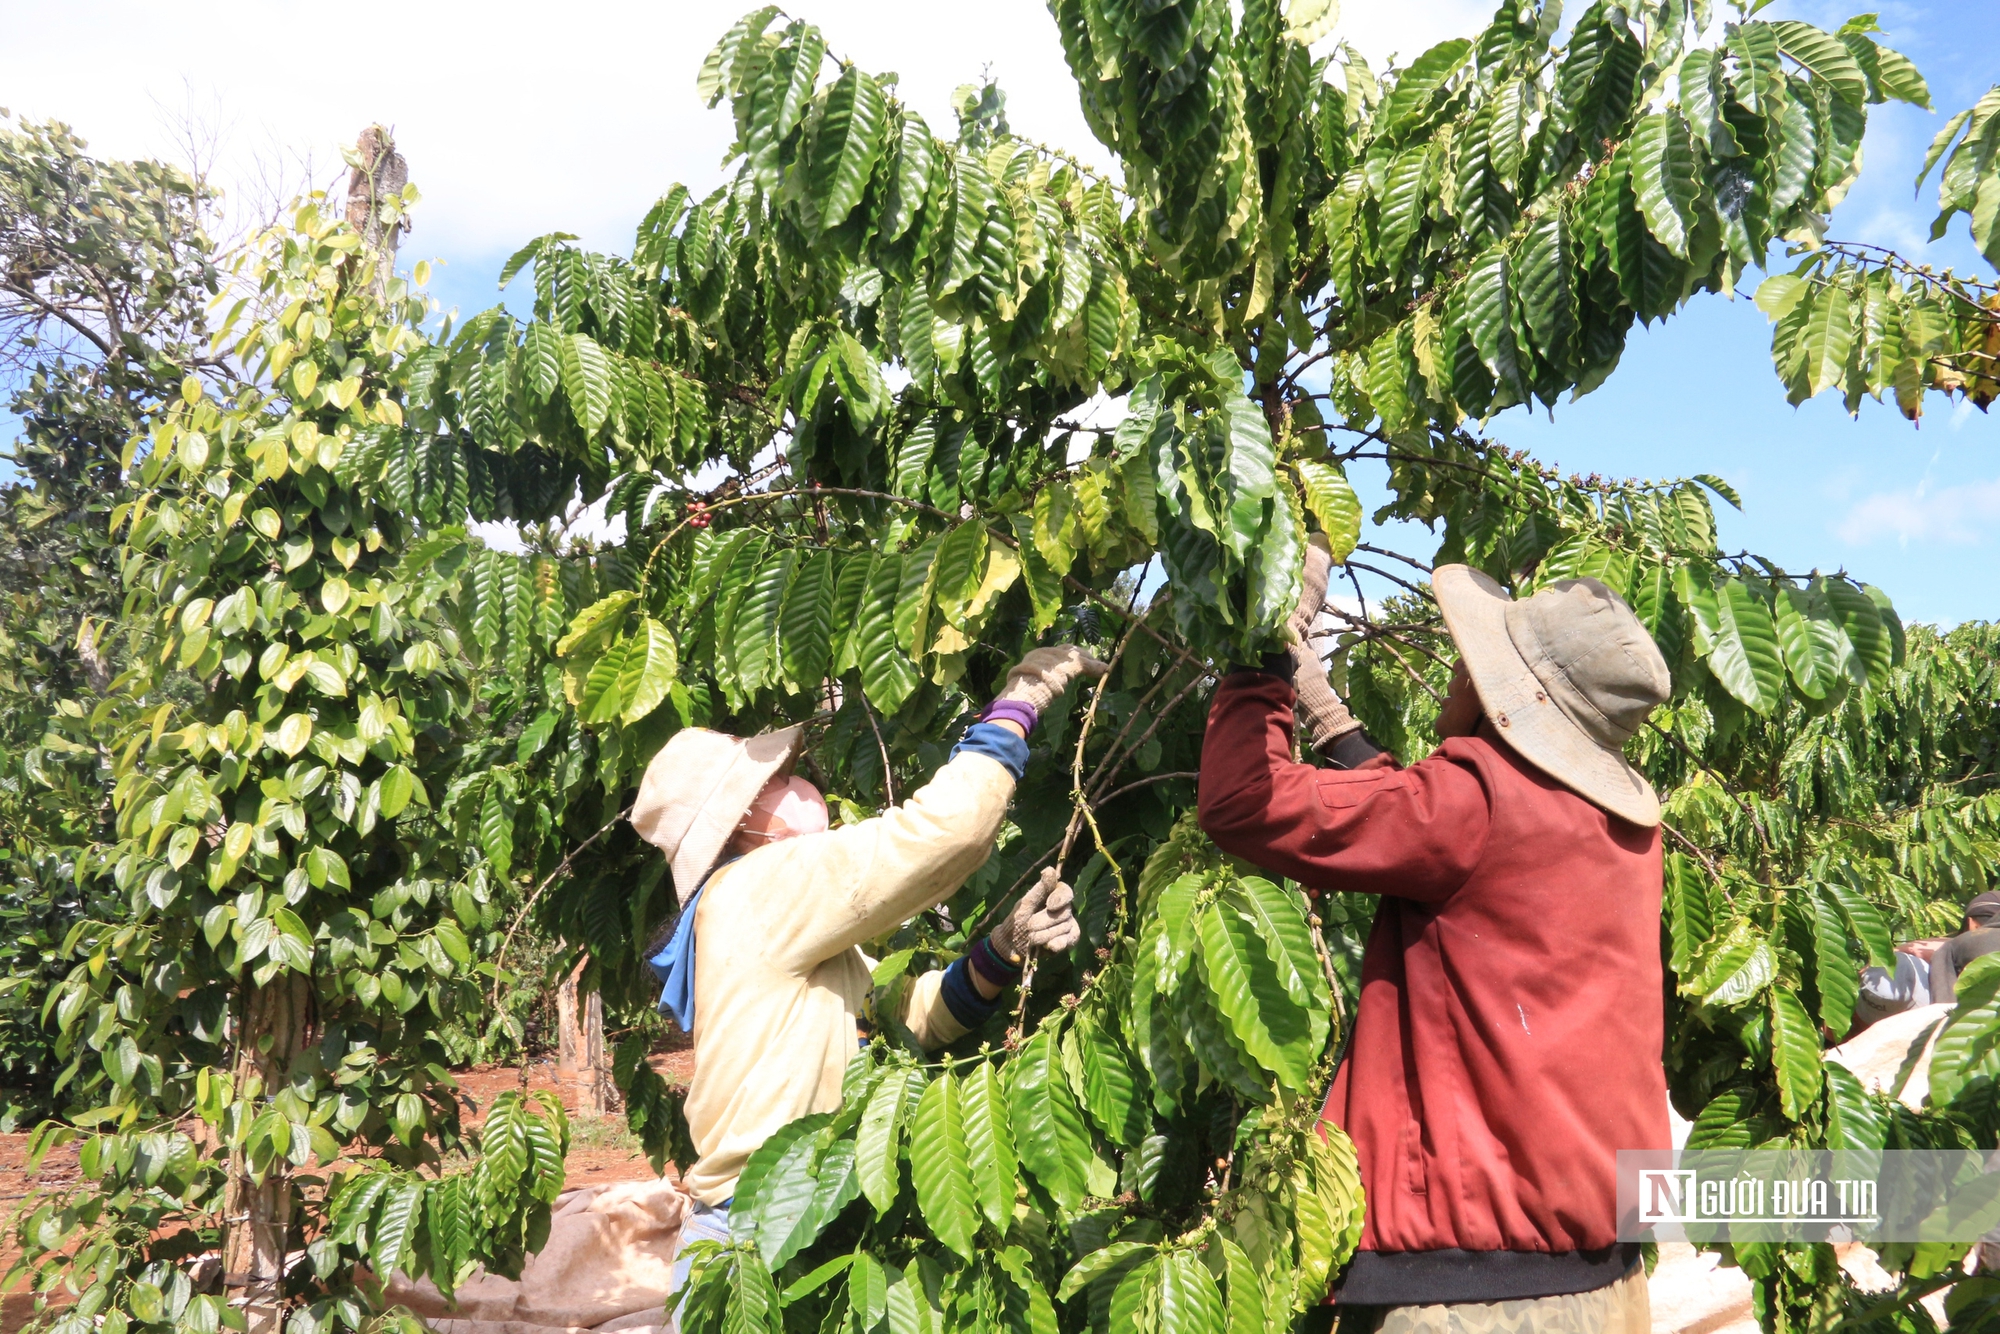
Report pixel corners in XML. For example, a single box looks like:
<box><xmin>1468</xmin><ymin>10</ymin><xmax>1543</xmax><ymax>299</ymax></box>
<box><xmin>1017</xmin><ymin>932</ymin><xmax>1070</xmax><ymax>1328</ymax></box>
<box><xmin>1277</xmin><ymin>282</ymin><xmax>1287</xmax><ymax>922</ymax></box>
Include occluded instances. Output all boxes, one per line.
<box><xmin>1432</xmin><ymin>566</ymin><xmax>1672</xmax><ymax>827</ymax></box>
<box><xmin>630</xmin><ymin>725</ymin><xmax>805</xmax><ymax>903</ymax></box>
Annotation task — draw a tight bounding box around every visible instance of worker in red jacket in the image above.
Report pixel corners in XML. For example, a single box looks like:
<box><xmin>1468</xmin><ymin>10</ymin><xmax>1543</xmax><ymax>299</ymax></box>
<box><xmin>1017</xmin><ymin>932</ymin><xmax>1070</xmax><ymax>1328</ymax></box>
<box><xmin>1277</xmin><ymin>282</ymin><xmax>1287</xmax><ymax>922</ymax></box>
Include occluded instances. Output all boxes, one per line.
<box><xmin>1199</xmin><ymin>537</ymin><xmax>1672</xmax><ymax>1333</ymax></box>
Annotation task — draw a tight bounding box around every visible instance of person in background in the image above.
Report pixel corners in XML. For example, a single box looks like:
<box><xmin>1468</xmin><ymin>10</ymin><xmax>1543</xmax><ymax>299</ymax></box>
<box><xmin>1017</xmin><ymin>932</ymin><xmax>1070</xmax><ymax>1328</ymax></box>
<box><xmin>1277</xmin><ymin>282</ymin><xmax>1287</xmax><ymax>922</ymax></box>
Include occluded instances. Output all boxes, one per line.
<box><xmin>1198</xmin><ymin>537</ymin><xmax>1671</xmax><ymax>1334</ymax></box>
<box><xmin>1927</xmin><ymin>891</ymin><xmax>2000</xmax><ymax>1003</ymax></box>
<box><xmin>1854</xmin><ymin>950</ymin><xmax>1934</xmax><ymax>1031</ymax></box>
<box><xmin>629</xmin><ymin>646</ymin><xmax>1103</xmax><ymax>1298</ymax></box>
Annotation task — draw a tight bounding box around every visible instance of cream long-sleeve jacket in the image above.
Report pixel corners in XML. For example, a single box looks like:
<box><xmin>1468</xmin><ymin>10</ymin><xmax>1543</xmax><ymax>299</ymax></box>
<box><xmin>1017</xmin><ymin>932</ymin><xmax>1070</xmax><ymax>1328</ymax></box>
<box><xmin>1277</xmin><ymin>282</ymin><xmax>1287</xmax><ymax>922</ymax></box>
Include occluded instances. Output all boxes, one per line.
<box><xmin>677</xmin><ymin>749</ymin><xmax>1016</xmax><ymax>1204</ymax></box>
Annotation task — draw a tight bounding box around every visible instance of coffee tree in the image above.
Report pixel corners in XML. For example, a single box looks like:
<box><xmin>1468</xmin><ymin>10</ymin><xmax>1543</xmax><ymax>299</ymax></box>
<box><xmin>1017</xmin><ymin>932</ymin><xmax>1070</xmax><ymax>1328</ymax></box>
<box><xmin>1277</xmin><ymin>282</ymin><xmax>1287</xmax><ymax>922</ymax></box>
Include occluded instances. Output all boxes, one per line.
<box><xmin>1751</xmin><ymin>77</ymin><xmax>2000</xmax><ymax>418</ymax></box>
<box><xmin>400</xmin><ymin>1</ymin><xmax>1972</xmax><ymax>1331</ymax></box>
<box><xmin>13</xmin><ymin>1</ymin><xmax>1999</xmax><ymax>1333</ymax></box>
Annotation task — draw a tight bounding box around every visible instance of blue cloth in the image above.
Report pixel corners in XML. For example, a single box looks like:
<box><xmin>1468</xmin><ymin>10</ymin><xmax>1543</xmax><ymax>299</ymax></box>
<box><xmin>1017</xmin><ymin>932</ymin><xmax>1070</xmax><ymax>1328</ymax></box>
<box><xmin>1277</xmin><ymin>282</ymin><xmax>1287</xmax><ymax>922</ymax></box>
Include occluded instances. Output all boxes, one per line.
<box><xmin>647</xmin><ymin>886</ymin><xmax>704</xmax><ymax>1032</ymax></box>
<box><xmin>950</xmin><ymin>720</ymin><xmax>1030</xmax><ymax>780</ymax></box>
<box><xmin>649</xmin><ymin>858</ymin><xmax>739</xmax><ymax>1032</ymax></box>
<box><xmin>938</xmin><ymin>956</ymin><xmax>1007</xmax><ymax>1029</ymax></box>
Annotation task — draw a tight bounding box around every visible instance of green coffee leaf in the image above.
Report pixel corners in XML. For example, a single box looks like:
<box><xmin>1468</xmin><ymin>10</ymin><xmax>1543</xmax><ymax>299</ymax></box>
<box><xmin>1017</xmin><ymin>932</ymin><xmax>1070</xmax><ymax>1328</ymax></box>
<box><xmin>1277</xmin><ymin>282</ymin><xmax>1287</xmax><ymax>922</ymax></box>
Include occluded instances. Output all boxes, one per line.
<box><xmin>1072</xmin><ymin>1012</ymin><xmax>1147</xmax><ymax>1150</ymax></box>
<box><xmin>1809</xmin><ymin>892</ymin><xmax>1860</xmax><ymax>1038</ymax></box>
<box><xmin>1157</xmin><ymin>1250</ymin><xmax>1225</xmax><ymax>1334</ymax></box>
<box><xmin>856</xmin><ymin>1065</ymin><xmax>917</xmax><ymax>1213</ymax></box>
<box><xmin>809</xmin><ymin>67</ymin><xmax>887</xmax><ymax>231</ymax></box>
<box><xmin>1707</xmin><ymin>578</ymin><xmax>1784</xmax><ymax>715</ymax></box>
<box><xmin>1663</xmin><ymin>854</ymin><xmax>1715</xmax><ymax>977</ymax></box>
<box><xmin>618</xmin><ymin>617</ymin><xmax>678</xmax><ymax>723</ymax></box>
<box><xmin>856</xmin><ymin>550</ymin><xmax>919</xmax><ymax>713</ymax></box>
<box><xmin>738</xmin><ymin>1114</ymin><xmax>835</xmax><ymax>1270</ymax></box>
<box><xmin>1772</xmin><ymin>20</ymin><xmax>1869</xmax><ymax>106</ymax></box>
<box><xmin>1197</xmin><ymin>896</ymin><xmax>1313</xmax><ymax>1091</ymax></box>
<box><xmin>1824</xmin><ymin>1062</ymin><xmax>1887</xmax><ymax>1151</ymax></box>
<box><xmin>1292</xmin><ymin>460</ymin><xmax>1360</xmax><ymax>564</ymax></box>
<box><xmin>1818</xmin><ymin>578</ymin><xmax>1888</xmax><ymax>686</ymax></box>
<box><xmin>1691</xmin><ymin>920</ymin><xmax>1777</xmax><ymax>1006</ymax></box>
<box><xmin>559</xmin><ymin>332</ymin><xmax>615</xmax><ymax>433</ymax></box>
<box><xmin>556</xmin><ymin>590</ymin><xmax>636</xmax><ymax>659</ymax></box>
<box><xmin>1631</xmin><ymin>112</ymin><xmax>1701</xmax><ymax>259</ymax></box>
<box><xmin>1773</xmin><ymin>582</ymin><xmax>1836</xmax><ymax>700</ymax></box>
<box><xmin>1009</xmin><ymin>1024</ymin><xmax>1091</xmax><ymax>1212</ymax></box>
<box><xmin>777</xmin><ymin>548</ymin><xmax>836</xmax><ymax>690</ymax></box>
<box><xmin>730</xmin><ymin>550</ymin><xmax>792</xmax><ymax>696</ymax></box>
<box><xmin>1824</xmin><ymin>879</ymin><xmax>1894</xmax><ymax>969</ymax></box>
<box><xmin>1931</xmin><ymin>954</ymin><xmax>2000</xmax><ymax>1106</ymax></box>
<box><xmin>1057</xmin><ymin>1241</ymin><xmax>1155</xmax><ymax>1302</ymax></box>
<box><xmin>1770</xmin><ymin>986</ymin><xmax>1825</xmax><ymax>1119</ymax></box>
<box><xmin>959</xmin><ymin>1061</ymin><xmax>1017</xmax><ymax>1231</ymax></box>
<box><xmin>909</xmin><ymin>1071</ymin><xmax>978</xmax><ymax>1259</ymax></box>
<box><xmin>1295</xmin><ymin>1124</ymin><xmax>1366</xmax><ymax>1306</ymax></box>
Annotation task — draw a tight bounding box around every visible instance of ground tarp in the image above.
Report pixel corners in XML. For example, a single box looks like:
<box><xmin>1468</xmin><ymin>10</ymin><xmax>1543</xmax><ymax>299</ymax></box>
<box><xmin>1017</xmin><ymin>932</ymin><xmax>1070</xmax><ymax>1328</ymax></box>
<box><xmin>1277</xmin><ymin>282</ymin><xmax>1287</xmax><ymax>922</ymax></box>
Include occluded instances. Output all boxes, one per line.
<box><xmin>387</xmin><ymin>1178</ymin><xmax>688</xmax><ymax>1334</ymax></box>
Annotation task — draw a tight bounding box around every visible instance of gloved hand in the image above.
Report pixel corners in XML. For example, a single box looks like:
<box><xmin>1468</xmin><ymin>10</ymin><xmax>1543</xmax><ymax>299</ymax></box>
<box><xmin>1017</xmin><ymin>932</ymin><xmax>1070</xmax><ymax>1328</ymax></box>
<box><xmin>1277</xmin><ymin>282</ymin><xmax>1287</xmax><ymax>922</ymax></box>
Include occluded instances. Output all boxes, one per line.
<box><xmin>1289</xmin><ymin>532</ymin><xmax>1335</xmax><ymax>643</ymax></box>
<box><xmin>1288</xmin><ymin>533</ymin><xmax>1363</xmax><ymax>750</ymax></box>
<box><xmin>995</xmin><ymin>645</ymin><xmax>1109</xmax><ymax>714</ymax></box>
<box><xmin>990</xmin><ymin>867</ymin><xmax>1081</xmax><ymax>963</ymax></box>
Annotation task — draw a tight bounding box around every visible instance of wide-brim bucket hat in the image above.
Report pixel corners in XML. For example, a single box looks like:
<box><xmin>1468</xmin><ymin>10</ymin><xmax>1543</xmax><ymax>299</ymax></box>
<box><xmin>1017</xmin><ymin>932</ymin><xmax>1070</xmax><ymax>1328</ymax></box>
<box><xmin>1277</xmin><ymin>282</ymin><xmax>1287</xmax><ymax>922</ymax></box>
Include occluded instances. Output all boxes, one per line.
<box><xmin>630</xmin><ymin>725</ymin><xmax>805</xmax><ymax>902</ymax></box>
<box><xmin>1433</xmin><ymin>566</ymin><xmax>1672</xmax><ymax>827</ymax></box>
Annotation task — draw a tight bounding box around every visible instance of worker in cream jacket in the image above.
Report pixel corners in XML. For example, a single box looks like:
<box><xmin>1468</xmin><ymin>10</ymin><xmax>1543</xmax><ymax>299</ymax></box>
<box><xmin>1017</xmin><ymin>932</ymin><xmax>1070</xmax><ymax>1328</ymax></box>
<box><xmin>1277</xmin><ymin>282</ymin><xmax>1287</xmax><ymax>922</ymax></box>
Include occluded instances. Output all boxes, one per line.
<box><xmin>628</xmin><ymin>645</ymin><xmax>1105</xmax><ymax>1286</ymax></box>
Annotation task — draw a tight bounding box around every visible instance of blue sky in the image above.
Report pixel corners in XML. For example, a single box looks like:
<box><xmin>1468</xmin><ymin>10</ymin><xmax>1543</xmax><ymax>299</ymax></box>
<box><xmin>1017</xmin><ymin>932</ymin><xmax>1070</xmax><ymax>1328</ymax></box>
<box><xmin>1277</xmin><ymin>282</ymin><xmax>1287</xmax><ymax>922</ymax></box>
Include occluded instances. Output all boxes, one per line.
<box><xmin>1475</xmin><ymin>0</ymin><xmax>2000</xmax><ymax>629</ymax></box>
<box><xmin>3</xmin><ymin>0</ymin><xmax>1995</xmax><ymax>624</ymax></box>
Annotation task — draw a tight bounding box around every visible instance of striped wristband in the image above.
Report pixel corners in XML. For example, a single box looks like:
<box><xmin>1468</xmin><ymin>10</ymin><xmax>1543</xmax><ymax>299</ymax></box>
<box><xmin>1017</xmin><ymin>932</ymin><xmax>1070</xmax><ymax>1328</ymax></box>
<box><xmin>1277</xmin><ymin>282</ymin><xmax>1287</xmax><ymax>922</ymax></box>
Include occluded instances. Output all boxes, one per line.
<box><xmin>978</xmin><ymin>699</ymin><xmax>1039</xmax><ymax>735</ymax></box>
<box><xmin>967</xmin><ymin>936</ymin><xmax>1023</xmax><ymax>989</ymax></box>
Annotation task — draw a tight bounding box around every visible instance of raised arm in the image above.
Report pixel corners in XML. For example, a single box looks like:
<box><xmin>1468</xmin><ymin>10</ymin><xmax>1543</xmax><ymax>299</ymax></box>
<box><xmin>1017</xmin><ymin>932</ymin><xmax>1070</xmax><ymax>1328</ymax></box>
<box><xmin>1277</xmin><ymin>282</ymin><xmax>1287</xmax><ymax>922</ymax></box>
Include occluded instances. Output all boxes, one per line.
<box><xmin>739</xmin><ymin>748</ymin><xmax>1017</xmax><ymax>976</ymax></box>
<box><xmin>732</xmin><ymin>647</ymin><xmax>1106</xmax><ymax>977</ymax></box>
<box><xmin>1197</xmin><ymin>671</ymin><xmax>1490</xmax><ymax>901</ymax></box>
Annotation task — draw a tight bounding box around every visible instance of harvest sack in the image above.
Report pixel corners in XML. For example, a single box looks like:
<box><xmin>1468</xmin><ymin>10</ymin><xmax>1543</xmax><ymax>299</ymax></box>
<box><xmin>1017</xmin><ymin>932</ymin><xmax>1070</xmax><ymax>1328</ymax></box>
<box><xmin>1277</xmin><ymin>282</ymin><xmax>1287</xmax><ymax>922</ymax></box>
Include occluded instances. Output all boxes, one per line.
<box><xmin>385</xmin><ymin>1179</ymin><xmax>688</xmax><ymax>1334</ymax></box>
<box><xmin>1826</xmin><ymin>1001</ymin><xmax>1953</xmax><ymax>1109</ymax></box>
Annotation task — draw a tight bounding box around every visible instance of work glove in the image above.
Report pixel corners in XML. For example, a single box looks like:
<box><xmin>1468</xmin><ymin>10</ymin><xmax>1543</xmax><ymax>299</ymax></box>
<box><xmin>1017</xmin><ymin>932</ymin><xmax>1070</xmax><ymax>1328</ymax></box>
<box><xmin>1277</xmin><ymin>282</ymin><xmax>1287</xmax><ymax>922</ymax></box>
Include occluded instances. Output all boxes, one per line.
<box><xmin>995</xmin><ymin>645</ymin><xmax>1109</xmax><ymax>714</ymax></box>
<box><xmin>1288</xmin><ymin>532</ymin><xmax>1335</xmax><ymax>643</ymax></box>
<box><xmin>1288</xmin><ymin>533</ymin><xmax>1363</xmax><ymax>750</ymax></box>
<box><xmin>990</xmin><ymin>867</ymin><xmax>1081</xmax><ymax>963</ymax></box>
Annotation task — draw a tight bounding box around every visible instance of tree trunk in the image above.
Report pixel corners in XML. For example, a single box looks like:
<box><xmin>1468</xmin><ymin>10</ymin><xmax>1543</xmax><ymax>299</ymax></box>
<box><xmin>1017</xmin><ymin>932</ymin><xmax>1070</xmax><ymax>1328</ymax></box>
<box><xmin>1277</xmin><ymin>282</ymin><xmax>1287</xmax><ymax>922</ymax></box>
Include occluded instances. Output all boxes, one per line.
<box><xmin>556</xmin><ymin>961</ymin><xmax>615</xmax><ymax>1118</ymax></box>
<box><xmin>343</xmin><ymin>125</ymin><xmax>409</xmax><ymax>290</ymax></box>
<box><xmin>221</xmin><ymin>974</ymin><xmax>311</xmax><ymax>1333</ymax></box>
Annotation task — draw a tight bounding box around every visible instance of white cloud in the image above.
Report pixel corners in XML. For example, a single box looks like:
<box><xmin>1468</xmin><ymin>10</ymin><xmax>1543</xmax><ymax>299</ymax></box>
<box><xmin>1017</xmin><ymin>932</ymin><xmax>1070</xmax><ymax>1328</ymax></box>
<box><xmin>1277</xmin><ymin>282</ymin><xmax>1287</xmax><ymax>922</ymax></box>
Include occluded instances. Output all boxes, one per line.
<box><xmin>1835</xmin><ymin>475</ymin><xmax>2000</xmax><ymax>546</ymax></box>
<box><xmin>0</xmin><ymin>0</ymin><xmax>1494</xmax><ymax>263</ymax></box>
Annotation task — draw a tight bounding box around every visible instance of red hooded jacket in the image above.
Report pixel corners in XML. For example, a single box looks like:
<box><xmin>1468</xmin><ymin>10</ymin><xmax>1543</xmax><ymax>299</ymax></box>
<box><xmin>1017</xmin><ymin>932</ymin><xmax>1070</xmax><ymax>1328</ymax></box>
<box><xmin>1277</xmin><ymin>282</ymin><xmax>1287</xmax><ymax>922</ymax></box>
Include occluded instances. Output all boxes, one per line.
<box><xmin>1198</xmin><ymin>673</ymin><xmax>1669</xmax><ymax>1306</ymax></box>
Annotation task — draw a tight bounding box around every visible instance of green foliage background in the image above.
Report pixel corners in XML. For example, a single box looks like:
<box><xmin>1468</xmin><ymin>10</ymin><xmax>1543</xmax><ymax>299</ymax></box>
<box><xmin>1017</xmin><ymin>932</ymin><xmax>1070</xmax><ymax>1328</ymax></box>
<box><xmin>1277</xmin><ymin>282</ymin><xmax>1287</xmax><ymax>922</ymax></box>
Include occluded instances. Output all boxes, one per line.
<box><xmin>0</xmin><ymin>3</ymin><xmax>1998</xmax><ymax>1333</ymax></box>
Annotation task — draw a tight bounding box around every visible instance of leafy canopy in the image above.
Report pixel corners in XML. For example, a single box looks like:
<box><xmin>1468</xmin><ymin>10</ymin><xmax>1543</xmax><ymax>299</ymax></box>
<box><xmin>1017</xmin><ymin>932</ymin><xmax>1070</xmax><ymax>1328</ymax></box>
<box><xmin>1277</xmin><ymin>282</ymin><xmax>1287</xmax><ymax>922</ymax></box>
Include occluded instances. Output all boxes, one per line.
<box><xmin>14</xmin><ymin>2</ymin><xmax>2000</xmax><ymax>1333</ymax></box>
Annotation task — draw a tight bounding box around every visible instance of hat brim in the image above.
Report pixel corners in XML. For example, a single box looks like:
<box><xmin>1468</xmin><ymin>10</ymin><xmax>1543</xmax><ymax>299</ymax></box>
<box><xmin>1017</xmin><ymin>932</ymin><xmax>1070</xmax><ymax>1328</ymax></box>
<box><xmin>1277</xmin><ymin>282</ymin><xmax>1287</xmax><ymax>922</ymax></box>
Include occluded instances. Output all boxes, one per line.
<box><xmin>666</xmin><ymin>725</ymin><xmax>804</xmax><ymax>902</ymax></box>
<box><xmin>1434</xmin><ymin>566</ymin><xmax>1660</xmax><ymax>828</ymax></box>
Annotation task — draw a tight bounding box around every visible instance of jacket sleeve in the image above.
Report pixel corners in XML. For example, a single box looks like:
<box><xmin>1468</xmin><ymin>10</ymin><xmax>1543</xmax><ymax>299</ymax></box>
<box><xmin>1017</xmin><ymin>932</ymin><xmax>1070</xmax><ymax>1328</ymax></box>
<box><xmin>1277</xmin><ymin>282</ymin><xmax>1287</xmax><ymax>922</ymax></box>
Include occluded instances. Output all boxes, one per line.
<box><xmin>1197</xmin><ymin>673</ymin><xmax>1492</xmax><ymax>902</ymax></box>
<box><xmin>1930</xmin><ymin>940</ymin><xmax>1961</xmax><ymax>1003</ymax></box>
<box><xmin>899</xmin><ymin>969</ymin><xmax>970</xmax><ymax>1050</ymax></box>
<box><xmin>725</xmin><ymin>751</ymin><xmax>1017</xmax><ymax>976</ymax></box>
